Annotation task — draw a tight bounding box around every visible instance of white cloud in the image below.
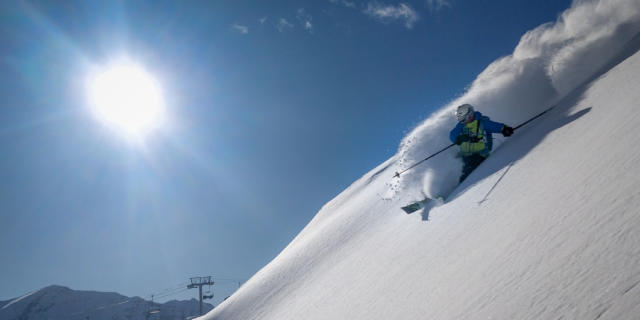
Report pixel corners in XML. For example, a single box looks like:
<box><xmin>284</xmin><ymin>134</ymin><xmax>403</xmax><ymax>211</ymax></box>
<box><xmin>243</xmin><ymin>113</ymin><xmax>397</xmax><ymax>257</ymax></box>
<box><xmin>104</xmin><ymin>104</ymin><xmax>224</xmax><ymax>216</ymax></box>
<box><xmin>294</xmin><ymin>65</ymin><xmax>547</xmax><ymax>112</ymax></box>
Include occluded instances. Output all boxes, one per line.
<box><xmin>297</xmin><ymin>9</ymin><xmax>314</xmax><ymax>33</ymax></box>
<box><xmin>426</xmin><ymin>0</ymin><xmax>451</xmax><ymax>12</ymax></box>
<box><xmin>329</xmin><ymin>0</ymin><xmax>356</xmax><ymax>8</ymax></box>
<box><xmin>259</xmin><ymin>17</ymin><xmax>268</xmax><ymax>25</ymax></box>
<box><xmin>277</xmin><ymin>18</ymin><xmax>294</xmax><ymax>32</ymax></box>
<box><xmin>232</xmin><ymin>23</ymin><xmax>249</xmax><ymax>34</ymax></box>
<box><xmin>364</xmin><ymin>2</ymin><xmax>419</xmax><ymax>29</ymax></box>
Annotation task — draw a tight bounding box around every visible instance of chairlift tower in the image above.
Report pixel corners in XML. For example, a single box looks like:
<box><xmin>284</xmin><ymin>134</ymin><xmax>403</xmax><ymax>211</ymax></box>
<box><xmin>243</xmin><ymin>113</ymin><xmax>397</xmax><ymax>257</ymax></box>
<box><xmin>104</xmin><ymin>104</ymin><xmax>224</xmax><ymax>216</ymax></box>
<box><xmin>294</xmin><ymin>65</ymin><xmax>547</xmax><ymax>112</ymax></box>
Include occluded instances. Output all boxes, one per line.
<box><xmin>187</xmin><ymin>276</ymin><xmax>215</xmax><ymax>316</ymax></box>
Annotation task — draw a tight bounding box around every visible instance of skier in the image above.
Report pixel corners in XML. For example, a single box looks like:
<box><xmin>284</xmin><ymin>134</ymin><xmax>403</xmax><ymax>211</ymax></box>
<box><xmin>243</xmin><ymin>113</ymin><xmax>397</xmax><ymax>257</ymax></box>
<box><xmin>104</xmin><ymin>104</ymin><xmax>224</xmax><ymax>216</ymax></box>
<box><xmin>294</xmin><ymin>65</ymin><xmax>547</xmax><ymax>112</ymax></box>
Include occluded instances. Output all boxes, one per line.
<box><xmin>450</xmin><ymin>104</ymin><xmax>514</xmax><ymax>182</ymax></box>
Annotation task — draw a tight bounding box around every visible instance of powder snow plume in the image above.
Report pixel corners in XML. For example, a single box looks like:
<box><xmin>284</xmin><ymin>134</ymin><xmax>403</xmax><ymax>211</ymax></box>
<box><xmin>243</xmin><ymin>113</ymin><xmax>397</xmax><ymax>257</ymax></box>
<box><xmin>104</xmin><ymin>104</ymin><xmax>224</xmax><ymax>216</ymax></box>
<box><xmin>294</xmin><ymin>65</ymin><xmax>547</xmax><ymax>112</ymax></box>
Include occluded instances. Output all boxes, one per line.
<box><xmin>393</xmin><ymin>0</ymin><xmax>640</xmax><ymax>200</ymax></box>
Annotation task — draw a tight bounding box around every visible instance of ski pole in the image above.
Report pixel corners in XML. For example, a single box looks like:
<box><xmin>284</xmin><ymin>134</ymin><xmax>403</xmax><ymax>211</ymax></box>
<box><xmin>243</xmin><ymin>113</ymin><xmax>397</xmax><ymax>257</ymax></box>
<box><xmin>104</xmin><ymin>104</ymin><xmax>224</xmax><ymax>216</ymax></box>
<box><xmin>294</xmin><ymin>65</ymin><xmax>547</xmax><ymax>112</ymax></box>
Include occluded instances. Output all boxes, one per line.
<box><xmin>393</xmin><ymin>143</ymin><xmax>455</xmax><ymax>178</ymax></box>
<box><xmin>394</xmin><ymin>104</ymin><xmax>556</xmax><ymax>178</ymax></box>
<box><xmin>513</xmin><ymin>104</ymin><xmax>555</xmax><ymax>130</ymax></box>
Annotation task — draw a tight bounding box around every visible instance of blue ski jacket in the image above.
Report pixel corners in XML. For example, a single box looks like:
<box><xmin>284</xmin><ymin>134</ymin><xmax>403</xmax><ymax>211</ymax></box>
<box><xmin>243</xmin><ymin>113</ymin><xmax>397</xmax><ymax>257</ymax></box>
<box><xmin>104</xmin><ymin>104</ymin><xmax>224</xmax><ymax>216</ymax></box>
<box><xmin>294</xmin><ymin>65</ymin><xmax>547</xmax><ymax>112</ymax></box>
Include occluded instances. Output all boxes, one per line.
<box><xmin>449</xmin><ymin>111</ymin><xmax>506</xmax><ymax>157</ymax></box>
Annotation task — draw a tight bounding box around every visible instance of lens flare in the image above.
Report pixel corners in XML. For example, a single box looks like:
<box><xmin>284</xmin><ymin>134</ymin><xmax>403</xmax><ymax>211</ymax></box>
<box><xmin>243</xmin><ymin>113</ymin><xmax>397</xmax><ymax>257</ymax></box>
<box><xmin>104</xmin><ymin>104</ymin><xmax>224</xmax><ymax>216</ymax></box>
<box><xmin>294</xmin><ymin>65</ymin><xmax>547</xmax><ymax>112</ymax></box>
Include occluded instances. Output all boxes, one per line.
<box><xmin>87</xmin><ymin>63</ymin><xmax>165</xmax><ymax>139</ymax></box>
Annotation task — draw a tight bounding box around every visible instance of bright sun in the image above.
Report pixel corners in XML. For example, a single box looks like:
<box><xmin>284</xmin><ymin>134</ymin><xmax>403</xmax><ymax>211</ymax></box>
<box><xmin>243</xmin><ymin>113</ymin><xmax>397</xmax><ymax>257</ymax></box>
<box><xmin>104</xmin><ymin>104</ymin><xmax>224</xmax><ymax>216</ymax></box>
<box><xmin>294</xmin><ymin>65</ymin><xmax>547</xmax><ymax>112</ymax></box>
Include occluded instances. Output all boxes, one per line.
<box><xmin>87</xmin><ymin>63</ymin><xmax>165</xmax><ymax>139</ymax></box>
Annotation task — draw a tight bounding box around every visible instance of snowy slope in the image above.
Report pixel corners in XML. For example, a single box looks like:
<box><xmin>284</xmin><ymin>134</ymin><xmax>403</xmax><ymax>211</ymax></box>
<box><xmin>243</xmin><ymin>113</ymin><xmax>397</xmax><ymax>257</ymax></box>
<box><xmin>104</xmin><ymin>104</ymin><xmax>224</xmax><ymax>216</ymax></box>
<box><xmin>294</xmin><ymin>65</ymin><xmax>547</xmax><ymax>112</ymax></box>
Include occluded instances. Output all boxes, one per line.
<box><xmin>201</xmin><ymin>2</ymin><xmax>640</xmax><ymax>319</ymax></box>
<box><xmin>0</xmin><ymin>285</ymin><xmax>213</xmax><ymax>320</ymax></box>
<box><xmin>203</xmin><ymin>46</ymin><xmax>640</xmax><ymax>320</ymax></box>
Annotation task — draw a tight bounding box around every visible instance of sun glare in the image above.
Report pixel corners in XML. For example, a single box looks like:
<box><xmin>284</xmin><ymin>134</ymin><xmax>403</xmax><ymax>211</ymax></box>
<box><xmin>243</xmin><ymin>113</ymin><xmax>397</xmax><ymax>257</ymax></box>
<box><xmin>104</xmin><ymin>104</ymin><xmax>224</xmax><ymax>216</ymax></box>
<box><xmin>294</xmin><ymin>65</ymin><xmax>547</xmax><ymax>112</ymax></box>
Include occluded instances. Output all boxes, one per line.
<box><xmin>87</xmin><ymin>63</ymin><xmax>165</xmax><ymax>139</ymax></box>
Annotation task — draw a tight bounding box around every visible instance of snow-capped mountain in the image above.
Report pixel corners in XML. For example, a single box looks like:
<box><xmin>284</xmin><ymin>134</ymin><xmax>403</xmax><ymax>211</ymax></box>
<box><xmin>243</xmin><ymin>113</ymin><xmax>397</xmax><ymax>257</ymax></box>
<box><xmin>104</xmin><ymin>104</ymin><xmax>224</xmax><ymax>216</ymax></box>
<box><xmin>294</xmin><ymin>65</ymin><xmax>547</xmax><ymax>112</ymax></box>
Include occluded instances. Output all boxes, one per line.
<box><xmin>200</xmin><ymin>1</ymin><xmax>640</xmax><ymax>319</ymax></box>
<box><xmin>0</xmin><ymin>285</ymin><xmax>213</xmax><ymax>320</ymax></box>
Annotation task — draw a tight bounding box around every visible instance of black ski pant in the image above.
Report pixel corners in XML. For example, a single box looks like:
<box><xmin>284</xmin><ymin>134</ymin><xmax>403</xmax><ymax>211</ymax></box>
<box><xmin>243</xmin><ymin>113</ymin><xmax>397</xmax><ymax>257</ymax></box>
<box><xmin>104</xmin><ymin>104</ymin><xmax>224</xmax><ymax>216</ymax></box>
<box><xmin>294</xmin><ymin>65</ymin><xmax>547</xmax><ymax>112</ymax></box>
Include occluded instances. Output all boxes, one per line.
<box><xmin>460</xmin><ymin>154</ymin><xmax>487</xmax><ymax>183</ymax></box>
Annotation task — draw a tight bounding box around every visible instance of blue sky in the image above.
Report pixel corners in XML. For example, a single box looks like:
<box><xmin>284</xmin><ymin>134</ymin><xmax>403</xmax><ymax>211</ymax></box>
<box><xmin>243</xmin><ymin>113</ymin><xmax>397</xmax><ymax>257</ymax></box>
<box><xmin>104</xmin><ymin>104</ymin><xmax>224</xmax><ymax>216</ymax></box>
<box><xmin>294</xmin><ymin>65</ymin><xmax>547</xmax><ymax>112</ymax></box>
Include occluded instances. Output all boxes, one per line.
<box><xmin>0</xmin><ymin>0</ymin><xmax>572</xmax><ymax>304</ymax></box>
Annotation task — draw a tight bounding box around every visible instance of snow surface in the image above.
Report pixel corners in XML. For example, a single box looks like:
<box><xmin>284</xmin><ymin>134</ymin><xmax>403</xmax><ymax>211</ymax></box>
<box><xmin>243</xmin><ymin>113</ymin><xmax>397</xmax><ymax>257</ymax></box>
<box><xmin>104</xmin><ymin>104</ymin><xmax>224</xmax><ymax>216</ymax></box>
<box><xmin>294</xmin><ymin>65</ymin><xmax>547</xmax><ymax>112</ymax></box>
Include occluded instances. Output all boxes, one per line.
<box><xmin>201</xmin><ymin>1</ymin><xmax>640</xmax><ymax>319</ymax></box>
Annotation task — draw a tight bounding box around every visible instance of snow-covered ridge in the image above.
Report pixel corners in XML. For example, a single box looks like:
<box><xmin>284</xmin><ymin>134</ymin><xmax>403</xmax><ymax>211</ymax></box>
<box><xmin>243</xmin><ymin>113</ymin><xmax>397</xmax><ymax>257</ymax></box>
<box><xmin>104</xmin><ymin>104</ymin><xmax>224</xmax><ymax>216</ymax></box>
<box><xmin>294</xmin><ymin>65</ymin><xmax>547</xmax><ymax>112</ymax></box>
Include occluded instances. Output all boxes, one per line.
<box><xmin>204</xmin><ymin>42</ymin><xmax>640</xmax><ymax>320</ymax></box>
<box><xmin>0</xmin><ymin>285</ymin><xmax>213</xmax><ymax>320</ymax></box>
<box><xmin>1</xmin><ymin>289</ymin><xmax>37</xmax><ymax>310</ymax></box>
<box><xmin>201</xmin><ymin>0</ymin><xmax>640</xmax><ymax>319</ymax></box>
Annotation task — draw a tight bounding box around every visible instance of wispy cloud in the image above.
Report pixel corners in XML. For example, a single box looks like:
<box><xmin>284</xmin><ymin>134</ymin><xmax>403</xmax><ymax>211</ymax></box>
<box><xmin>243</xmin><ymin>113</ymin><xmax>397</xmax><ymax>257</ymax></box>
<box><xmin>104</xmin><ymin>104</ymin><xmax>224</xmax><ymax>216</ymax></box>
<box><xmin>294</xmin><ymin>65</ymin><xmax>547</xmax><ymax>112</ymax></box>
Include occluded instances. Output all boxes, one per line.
<box><xmin>329</xmin><ymin>0</ymin><xmax>356</xmax><ymax>8</ymax></box>
<box><xmin>297</xmin><ymin>9</ymin><xmax>314</xmax><ymax>33</ymax></box>
<box><xmin>364</xmin><ymin>2</ymin><xmax>419</xmax><ymax>29</ymax></box>
<box><xmin>259</xmin><ymin>17</ymin><xmax>268</xmax><ymax>25</ymax></box>
<box><xmin>232</xmin><ymin>23</ymin><xmax>249</xmax><ymax>34</ymax></box>
<box><xmin>426</xmin><ymin>0</ymin><xmax>452</xmax><ymax>12</ymax></box>
<box><xmin>277</xmin><ymin>18</ymin><xmax>294</xmax><ymax>32</ymax></box>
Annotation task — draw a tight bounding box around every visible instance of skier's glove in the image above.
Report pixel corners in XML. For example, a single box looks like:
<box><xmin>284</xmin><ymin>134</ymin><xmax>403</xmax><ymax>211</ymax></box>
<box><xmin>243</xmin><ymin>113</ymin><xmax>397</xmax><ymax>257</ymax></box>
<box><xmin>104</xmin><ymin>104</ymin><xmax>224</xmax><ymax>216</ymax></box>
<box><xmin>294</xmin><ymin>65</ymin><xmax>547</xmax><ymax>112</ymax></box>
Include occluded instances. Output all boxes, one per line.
<box><xmin>502</xmin><ymin>125</ymin><xmax>514</xmax><ymax>137</ymax></box>
<box><xmin>455</xmin><ymin>135</ymin><xmax>471</xmax><ymax>145</ymax></box>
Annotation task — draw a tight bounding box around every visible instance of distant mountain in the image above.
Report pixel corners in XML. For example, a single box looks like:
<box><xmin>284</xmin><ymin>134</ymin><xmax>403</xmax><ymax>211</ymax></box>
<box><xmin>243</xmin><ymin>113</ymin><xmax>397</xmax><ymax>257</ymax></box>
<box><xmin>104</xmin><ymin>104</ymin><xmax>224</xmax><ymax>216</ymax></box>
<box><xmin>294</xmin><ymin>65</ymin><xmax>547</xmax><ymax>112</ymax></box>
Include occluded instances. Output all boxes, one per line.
<box><xmin>0</xmin><ymin>285</ymin><xmax>213</xmax><ymax>320</ymax></box>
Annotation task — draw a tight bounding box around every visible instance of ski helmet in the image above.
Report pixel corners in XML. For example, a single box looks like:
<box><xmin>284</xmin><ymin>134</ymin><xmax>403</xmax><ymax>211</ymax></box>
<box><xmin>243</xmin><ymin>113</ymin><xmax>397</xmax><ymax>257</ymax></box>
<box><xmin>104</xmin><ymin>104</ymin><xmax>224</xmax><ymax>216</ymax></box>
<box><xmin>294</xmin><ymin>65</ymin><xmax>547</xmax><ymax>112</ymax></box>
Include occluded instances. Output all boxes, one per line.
<box><xmin>456</xmin><ymin>104</ymin><xmax>474</xmax><ymax>122</ymax></box>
